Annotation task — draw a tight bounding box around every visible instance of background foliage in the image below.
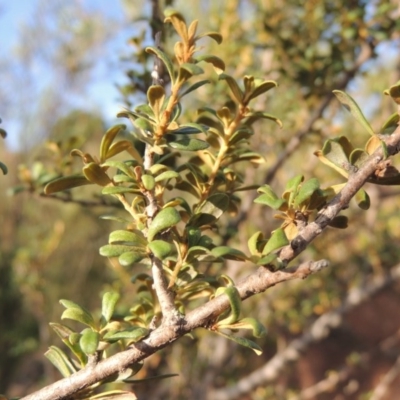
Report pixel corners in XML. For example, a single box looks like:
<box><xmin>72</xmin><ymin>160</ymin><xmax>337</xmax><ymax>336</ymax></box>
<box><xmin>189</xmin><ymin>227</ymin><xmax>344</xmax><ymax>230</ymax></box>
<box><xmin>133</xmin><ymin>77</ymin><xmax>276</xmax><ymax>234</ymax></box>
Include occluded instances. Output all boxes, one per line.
<box><xmin>1</xmin><ymin>1</ymin><xmax>400</xmax><ymax>399</ymax></box>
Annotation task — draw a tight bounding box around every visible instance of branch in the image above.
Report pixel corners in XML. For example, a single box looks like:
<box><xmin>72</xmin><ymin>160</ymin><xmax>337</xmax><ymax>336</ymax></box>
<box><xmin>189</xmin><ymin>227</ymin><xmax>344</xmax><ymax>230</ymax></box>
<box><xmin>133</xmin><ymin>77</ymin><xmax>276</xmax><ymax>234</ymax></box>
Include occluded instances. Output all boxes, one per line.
<box><xmin>20</xmin><ymin>260</ymin><xmax>328</xmax><ymax>400</ymax></box>
<box><xmin>226</xmin><ymin>41</ymin><xmax>374</xmax><ymax>238</ymax></box>
<box><xmin>21</xmin><ymin>130</ymin><xmax>400</xmax><ymax>400</ymax></box>
<box><xmin>210</xmin><ymin>262</ymin><xmax>400</xmax><ymax>400</ymax></box>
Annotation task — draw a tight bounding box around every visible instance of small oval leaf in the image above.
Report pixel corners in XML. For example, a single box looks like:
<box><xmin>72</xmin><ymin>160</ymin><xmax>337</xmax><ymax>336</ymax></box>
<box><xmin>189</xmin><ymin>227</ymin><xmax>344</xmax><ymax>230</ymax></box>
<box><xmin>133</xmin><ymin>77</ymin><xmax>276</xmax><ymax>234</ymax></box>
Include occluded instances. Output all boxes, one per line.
<box><xmin>145</xmin><ymin>46</ymin><xmax>175</xmax><ymax>84</ymax></box>
<box><xmin>141</xmin><ymin>174</ymin><xmax>155</xmax><ymax>191</ymax></box>
<box><xmin>195</xmin><ymin>55</ymin><xmax>225</xmax><ymax>74</ymax></box>
<box><xmin>211</xmin><ymin>246</ymin><xmax>247</xmax><ymax>261</ymax></box>
<box><xmin>333</xmin><ymin>90</ymin><xmax>375</xmax><ymax>136</ymax></box>
<box><xmin>355</xmin><ymin>189</ymin><xmax>370</xmax><ymax>210</ymax></box>
<box><xmin>109</xmin><ymin>230</ymin><xmax>147</xmax><ymax>246</ymax></box>
<box><xmin>119</xmin><ymin>251</ymin><xmax>147</xmax><ymax>267</ymax></box>
<box><xmin>147</xmin><ymin>240</ymin><xmax>175</xmax><ymax>259</ymax></box>
<box><xmin>247</xmin><ymin>81</ymin><xmax>277</xmax><ymax>102</ymax></box>
<box><xmin>148</xmin><ymin>207</ymin><xmax>181</xmax><ymax>241</ymax></box>
<box><xmin>262</xmin><ymin>228</ymin><xmax>289</xmax><ymax>255</ymax></box>
<box><xmin>168</xmin><ymin>138</ymin><xmax>209</xmax><ymax>151</ymax></box>
<box><xmin>103</xmin><ymin>327</ymin><xmax>149</xmax><ymax>343</ymax></box>
<box><xmin>102</xmin><ymin>292</ymin><xmax>120</xmax><ymax>323</ymax></box>
<box><xmin>219</xmin><ymin>73</ymin><xmax>243</xmax><ymax>103</ymax></box>
<box><xmin>44</xmin><ymin>175</ymin><xmax>91</xmax><ymax>194</ymax></box>
<box><xmin>83</xmin><ymin>163</ymin><xmax>111</xmax><ymax>186</ymax></box>
<box><xmin>100</xmin><ymin>124</ymin><xmax>126</xmax><ymax>162</ymax></box>
<box><xmin>79</xmin><ymin>329</ymin><xmax>99</xmax><ymax>355</ymax></box>
<box><xmin>61</xmin><ymin>308</ymin><xmax>96</xmax><ymax>328</ymax></box>
<box><xmin>197</xmin><ymin>193</ymin><xmax>229</xmax><ymax>219</ymax></box>
<box><xmin>45</xmin><ymin>346</ymin><xmax>77</xmax><ymax>377</ymax></box>
<box><xmin>215</xmin><ymin>286</ymin><xmax>241</xmax><ymax>325</ymax></box>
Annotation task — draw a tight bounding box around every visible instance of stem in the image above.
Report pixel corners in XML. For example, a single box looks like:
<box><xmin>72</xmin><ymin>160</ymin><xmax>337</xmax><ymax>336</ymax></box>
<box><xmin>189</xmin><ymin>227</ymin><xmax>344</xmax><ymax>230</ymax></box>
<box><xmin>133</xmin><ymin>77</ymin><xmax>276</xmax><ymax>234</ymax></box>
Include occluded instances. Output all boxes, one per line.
<box><xmin>201</xmin><ymin>104</ymin><xmax>247</xmax><ymax>201</ymax></box>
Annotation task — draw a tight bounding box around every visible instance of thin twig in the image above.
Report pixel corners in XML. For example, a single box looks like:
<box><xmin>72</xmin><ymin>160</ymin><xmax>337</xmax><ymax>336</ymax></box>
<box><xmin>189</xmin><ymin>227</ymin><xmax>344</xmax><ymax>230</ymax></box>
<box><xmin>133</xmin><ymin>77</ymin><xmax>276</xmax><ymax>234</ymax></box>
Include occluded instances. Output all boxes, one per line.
<box><xmin>144</xmin><ymin>32</ymin><xmax>180</xmax><ymax>324</ymax></box>
<box><xmin>226</xmin><ymin>42</ymin><xmax>374</xmax><ymax>239</ymax></box>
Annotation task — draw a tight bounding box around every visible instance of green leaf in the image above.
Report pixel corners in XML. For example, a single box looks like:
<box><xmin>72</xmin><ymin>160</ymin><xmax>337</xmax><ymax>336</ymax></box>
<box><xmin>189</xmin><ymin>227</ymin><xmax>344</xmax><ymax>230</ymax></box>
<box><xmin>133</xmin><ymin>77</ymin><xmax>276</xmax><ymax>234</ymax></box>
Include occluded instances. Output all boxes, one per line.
<box><xmin>314</xmin><ymin>139</ymin><xmax>350</xmax><ymax>178</ymax></box>
<box><xmin>197</xmin><ymin>193</ymin><xmax>229</xmax><ymax>219</ymax></box>
<box><xmin>214</xmin><ymin>331</ymin><xmax>263</xmax><ymax>355</ymax></box>
<box><xmin>148</xmin><ymin>240</ymin><xmax>175</xmax><ymax>259</ymax></box>
<box><xmin>380</xmin><ymin>112</ymin><xmax>399</xmax><ymax>135</ymax></box>
<box><xmin>145</xmin><ymin>46</ymin><xmax>175</xmax><ymax>84</ymax></box>
<box><xmin>83</xmin><ymin>163</ymin><xmax>112</xmax><ymax>186</ymax></box>
<box><xmin>103</xmin><ymin>327</ymin><xmax>149</xmax><ymax>343</ymax></box>
<box><xmin>170</xmin><ymin>122</ymin><xmax>208</xmax><ymax>135</ymax></box>
<box><xmin>61</xmin><ymin>306</ymin><xmax>96</xmax><ymax>329</ymax></box>
<box><xmin>101</xmin><ymin>186</ymin><xmax>139</xmax><ymax>195</ymax></box>
<box><xmin>248</xmin><ymin>231</ymin><xmax>263</xmax><ymax>256</ymax></box>
<box><xmin>355</xmin><ymin>189</ymin><xmax>370</xmax><ymax>210</ymax></box>
<box><xmin>179</xmin><ymin>79</ymin><xmax>211</xmax><ymax>98</ymax></box>
<box><xmin>102</xmin><ymin>160</ymin><xmax>137</xmax><ymax>178</ymax></box>
<box><xmin>293</xmin><ymin>178</ymin><xmax>320</xmax><ymax>207</ymax></box>
<box><xmin>283</xmin><ymin>175</ymin><xmax>303</xmax><ymax>205</ymax></box>
<box><xmin>175</xmin><ymin>180</ymin><xmax>201</xmax><ymax>198</ymax></box>
<box><xmin>141</xmin><ymin>174</ymin><xmax>155</xmax><ymax>191</ymax></box>
<box><xmin>106</xmin><ymin>140</ymin><xmax>136</xmax><ymax>160</ymax></box>
<box><xmin>109</xmin><ymin>230</ymin><xmax>147</xmax><ymax>246</ymax></box>
<box><xmin>222</xmin><ymin>317</ymin><xmax>267</xmax><ymax>338</ymax></box>
<box><xmin>179</xmin><ymin>63</ymin><xmax>204</xmax><ymax>77</ymax></box>
<box><xmin>148</xmin><ymin>207</ymin><xmax>181</xmax><ymax>241</ymax></box>
<box><xmin>79</xmin><ymin>329</ymin><xmax>99</xmax><ymax>355</ymax></box>
<box><xmin>333</xmin><ymin>90</ymin><xmax>375</xmax><ymax>136</ymax></box>
<box><xmin>100</xmin><ymin>244</ymin><xmax>143</xmax><ymax>258</ymax></box>
<box><xmin>231</xmin><ymin>151</ymin><xmax>265</xmax><ymax>165</ymax></box>
<box><xmin>254</xmin><ymin>185</ymin><xmax>286</xmax><ymax>210</ymax></box>
<box><xmin>164</xmin><ymin>10</ymin><xmax>188</xmax><ymax>40</ymax></box>
<box><xmin>256</xmin><ymin>253</ymin><xmax>278</xmax><ymax>266</ymax></box>
<box><xmin>44</xmin><ymin>174</ymin><xmax>91</xmax><ymax>194</ymax></box>
<box><xmin>349</xmin><ymin>148</ymin><xmax>368</xmax><ymax>167</ymax></box>
<box><xmin>100</xmin><ymin>124</ymin><xmax>126</xmax><ymax>162</ymax></box>
<box><xmin>384</xmin><ymin>81</ymin><xmax>400</xmax><ymax>104</ymax></box>
<box><xmin>45</xmin><ymin>346</ymin><xmax>77</xmax><ymax>377</ymax></box>
<box><xmin>211</xmin><ymin>246</ymin><xmax>247</xmax><ymax>261</ymax></box>
<box><xmin>154</xmin><ymin>170</ymin><xmax>180</xmax><ymax>182</ymax></box>
<box><xmin>186</xmin><ymin>227</ymin><xmax>201</xmax><ymax>247</ymax></box>
<box><xmin>219</xmin><ymin>73</ymin><xmax>243</xmax><ymax>103</ymax></box>
<box><xmin>50</xmin><ymin>322</ymin><xmax>75</xmax><ymax>340</ymax></box>
<box><xmin>196</xmin><ymin>31</ymin><xmax>223</xmax><ymax>44</ymax></box>
<box><xmin>0</xmin><ymin>161</ymin><xmax>7</xmax><ymax>175</ymax></box>
<box><xmin>215</xmin><ymin>286</ymin><xmax>241</xmax><ymax>325</ymax></box>
<box><xmin>244</xmin><ymin>111</ymin><xmax>282</xmax><ymax>128</ymax></box>
<box><xmin>168</xmin><ymin>137</ymin><xmax>209</xmax><ymax>151</ymax></box>
<box><xmin>195</xmin><ymin>55</ymin><xmax>225</xmax><ymax>74</ymax></box>
<box><xmin>102</xmin><ymin>292</ymin><xmax>120</xmax><ymax>324</ymax></box>
<box><xmin>147</xmin><ymin>85</ymin><xmax>165</xmax><ymax>118</ymax></box>
<box><xmin>118</xmin><ymin>251</ymin><xmax>147</xmax><ymax>266</ymax></box>
<box><xmin>262</xmin><ymin>228</ymin><xmax>289</xmax><ymax>255</ymax></box>
<box><xmin>133</xmin><ymin>117</ymin><xmax>154</xmax><ymax>132</ymax></box>
<box><xmin>247</xmin><ymin>80</ymin><xmax>278</xmax><ymax>102</ymax></box>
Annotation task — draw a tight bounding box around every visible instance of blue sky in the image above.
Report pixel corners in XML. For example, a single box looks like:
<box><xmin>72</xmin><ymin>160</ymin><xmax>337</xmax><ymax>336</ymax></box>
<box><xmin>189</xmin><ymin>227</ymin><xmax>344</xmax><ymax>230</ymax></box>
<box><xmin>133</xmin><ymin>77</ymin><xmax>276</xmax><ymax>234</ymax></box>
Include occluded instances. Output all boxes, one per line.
<box><xmin>0</xmin><ymin>0</ymin><xmax>143</xmax><ymax>150</ymax></box>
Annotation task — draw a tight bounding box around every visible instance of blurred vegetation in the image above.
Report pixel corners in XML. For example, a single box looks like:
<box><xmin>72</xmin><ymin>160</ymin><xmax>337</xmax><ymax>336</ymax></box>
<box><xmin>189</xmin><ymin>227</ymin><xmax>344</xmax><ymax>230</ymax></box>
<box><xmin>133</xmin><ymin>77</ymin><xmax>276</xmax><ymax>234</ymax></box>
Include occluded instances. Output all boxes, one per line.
<box><xmin>1</xmin><ymin>0</ymin><xmax>400</xmax><ymax>399</ymax></box>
